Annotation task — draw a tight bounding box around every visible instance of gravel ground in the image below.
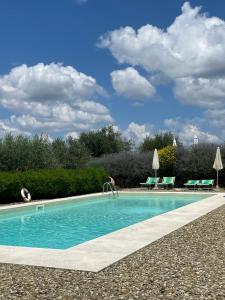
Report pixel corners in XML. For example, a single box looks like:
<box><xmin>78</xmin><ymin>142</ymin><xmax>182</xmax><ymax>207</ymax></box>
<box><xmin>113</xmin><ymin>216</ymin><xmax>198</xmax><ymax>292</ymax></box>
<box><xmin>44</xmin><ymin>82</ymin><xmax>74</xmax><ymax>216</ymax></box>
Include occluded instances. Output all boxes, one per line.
<box><xmin>0</xmin><ymin>204</ymin><xmax>225</xmax><ymax>300</ymax></box>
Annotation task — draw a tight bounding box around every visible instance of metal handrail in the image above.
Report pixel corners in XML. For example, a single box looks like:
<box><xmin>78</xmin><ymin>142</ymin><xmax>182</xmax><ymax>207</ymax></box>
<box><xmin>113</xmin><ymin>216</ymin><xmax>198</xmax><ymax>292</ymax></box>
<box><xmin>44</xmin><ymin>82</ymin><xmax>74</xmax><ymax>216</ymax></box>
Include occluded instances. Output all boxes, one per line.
<box><xmin>103</xmin><ymin>182</ymin><xmax>118</xmax><ymax>197</ymax></box>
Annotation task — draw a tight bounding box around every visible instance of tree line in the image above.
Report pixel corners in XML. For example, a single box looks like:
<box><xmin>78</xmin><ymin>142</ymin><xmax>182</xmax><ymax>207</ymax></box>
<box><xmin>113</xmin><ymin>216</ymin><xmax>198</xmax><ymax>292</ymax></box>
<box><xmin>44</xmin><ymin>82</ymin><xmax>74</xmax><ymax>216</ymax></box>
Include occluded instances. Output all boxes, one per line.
<box><xmin>0</xmin><ymin>126</ymin><xmax>131</xmax><ymax>171</ymax></box>
<box><xmin>0</xmin><ymin>125</ymin><xmax>222</xmax><ymax>176</ymax></box>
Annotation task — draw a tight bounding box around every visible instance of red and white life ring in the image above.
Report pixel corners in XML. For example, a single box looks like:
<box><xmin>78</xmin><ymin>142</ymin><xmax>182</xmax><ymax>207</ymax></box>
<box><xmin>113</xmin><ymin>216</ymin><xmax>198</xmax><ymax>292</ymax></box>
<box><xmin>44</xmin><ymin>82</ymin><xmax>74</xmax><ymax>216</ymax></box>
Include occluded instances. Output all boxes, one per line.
<box><xmin>21</xmin><ymin>188</ymin><xmax>31</xmax><ymax>202</ymax></box>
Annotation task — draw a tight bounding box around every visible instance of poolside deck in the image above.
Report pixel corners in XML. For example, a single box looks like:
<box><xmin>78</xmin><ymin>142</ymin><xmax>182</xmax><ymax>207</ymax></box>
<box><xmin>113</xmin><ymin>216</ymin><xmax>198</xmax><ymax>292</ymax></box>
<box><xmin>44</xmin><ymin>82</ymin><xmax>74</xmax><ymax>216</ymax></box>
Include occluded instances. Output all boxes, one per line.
<box><xmin>0</xmin><ymin>202</ymin><xmax>224</xmax><ymax>299</ymax></box>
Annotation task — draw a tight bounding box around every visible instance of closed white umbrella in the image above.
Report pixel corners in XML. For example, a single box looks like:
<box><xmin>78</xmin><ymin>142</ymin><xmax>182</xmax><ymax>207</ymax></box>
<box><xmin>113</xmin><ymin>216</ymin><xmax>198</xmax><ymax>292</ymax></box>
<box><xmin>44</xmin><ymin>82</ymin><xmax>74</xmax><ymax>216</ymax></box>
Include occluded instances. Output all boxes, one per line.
<box><xmin>152</xmin><ymin>148</ymin><xmax>159</xmax><ymax>188</ymax></box>
<box><xmin>213</xmin><ymin>146</ymin><xmax>223</xmax><ymax>189</ymax></box>
<box><xmin>173</xmin><ymin>138</ymin><xmax>177</xmax><ymax>147</ymax></box>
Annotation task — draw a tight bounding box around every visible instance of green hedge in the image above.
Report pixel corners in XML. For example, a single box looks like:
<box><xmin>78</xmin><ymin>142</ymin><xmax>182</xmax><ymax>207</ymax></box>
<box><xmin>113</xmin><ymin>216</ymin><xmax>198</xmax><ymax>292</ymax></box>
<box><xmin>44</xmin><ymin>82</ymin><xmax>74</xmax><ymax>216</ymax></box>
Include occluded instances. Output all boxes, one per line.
<box><xmin>90</xmin><ymin>145</ymin><xmax>225</xmax><ymax>188</ymax></box>
<box><xmin>0</xmin><ymin>168</ymin><xmax>108</xmax><ymax>203</ymax></box>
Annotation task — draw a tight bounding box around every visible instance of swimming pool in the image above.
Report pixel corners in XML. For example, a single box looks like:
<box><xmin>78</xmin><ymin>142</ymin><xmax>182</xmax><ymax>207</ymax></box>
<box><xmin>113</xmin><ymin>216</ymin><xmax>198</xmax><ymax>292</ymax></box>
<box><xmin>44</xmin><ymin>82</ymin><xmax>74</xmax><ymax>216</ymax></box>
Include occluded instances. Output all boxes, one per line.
<box><xmin>0</xmin><ymin>193</ymin><xmax>211</xmax><ymax>250</ymax></box>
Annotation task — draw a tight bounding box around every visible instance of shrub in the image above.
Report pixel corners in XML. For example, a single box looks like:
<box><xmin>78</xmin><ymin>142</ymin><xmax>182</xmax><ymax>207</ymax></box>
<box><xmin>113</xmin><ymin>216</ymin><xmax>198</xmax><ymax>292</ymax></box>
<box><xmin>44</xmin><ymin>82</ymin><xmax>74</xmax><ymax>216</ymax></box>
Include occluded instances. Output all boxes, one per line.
<box><xmin>90</xmin><ymin>144</ymin><xmax>225</xmax><ymax>188</ymax></box>
<box><xmin>90</xmin><ymin>151</ymin><xmax>155</xmax><ymax>187</ymax></box>
<box><xmin>174</xmin><ymin>143</ymin><xmax>225</xmax><ymax>186</ymax></box>
<box><xmin>0</xmin><ymin>168</ymin><xmax>108</xmax><ymax>204</ymax></box>
<box><xmin>158</xmin><ymin>145</ymin><xmax>176</xmax><ymax>174</ymax></box>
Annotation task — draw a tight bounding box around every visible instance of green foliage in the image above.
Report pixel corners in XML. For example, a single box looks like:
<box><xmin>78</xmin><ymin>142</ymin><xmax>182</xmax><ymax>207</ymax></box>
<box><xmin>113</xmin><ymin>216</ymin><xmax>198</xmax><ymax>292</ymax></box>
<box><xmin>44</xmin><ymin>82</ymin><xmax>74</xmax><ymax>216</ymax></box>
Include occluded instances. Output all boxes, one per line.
<box><xmin>174</xmin><ymin>144</ymin><xmax>222</xmax><ymax>182</ymax></box>
<box><xmin>0</xmin><ymin>168</ymin><xmax>107</xmax><ymax>203</ymax></box>
<box><xmin>0</xmin><ymin>134</ymin><xmax>90</xmax><ymax>171</ymax></box>
<box><xmin>28</xmin><ymin>135</ymin><xmax>57</xmax><ymax>170</ymax></box>
<box><xmin>51</xmin><ymin>138</ymin><xmax>68</xmax><ymax>167</ymax></box>
<box><xmin>139</xmin><ymin>132</ymin><xmax>179</xmax><ymax>152</ymax></box>
<box><xmin>0</xmin><ymin>126</ymin><xmax>130</xmax><ymax>172</ymax></box>
<box><xmin>90</xmin><ymin>151</ymin><xmax>155</xmax><ymax>187</ymax></box>
<box><xmin>79</xmin><ymin>125</ymin><xmax>131</xmax><ymax>157</ymax></box>
<box><xmin>158</xmin><ymin>145</ymin><xmax>176</xmax><ymax>173</ymax></box>
<box><xmin>66</xmin><ymin>137</ymin><xmax>90</xmax><ymax>168</ymax></box>
<box><xmin>52</xmin><ymin>137</ymin><xmax>90</xmax><ymax>169</ymax></box>
<box><xmin>90</xmin><ymin>144</ymin><xmax>225</xmax><ymax>188</ymax></box>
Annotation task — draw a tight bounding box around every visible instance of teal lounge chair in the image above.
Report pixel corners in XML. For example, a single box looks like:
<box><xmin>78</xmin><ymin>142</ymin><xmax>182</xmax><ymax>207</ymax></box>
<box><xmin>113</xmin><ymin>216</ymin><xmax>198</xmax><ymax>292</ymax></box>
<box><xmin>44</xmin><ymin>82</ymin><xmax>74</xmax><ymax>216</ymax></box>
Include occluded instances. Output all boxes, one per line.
<box><xmin>140</xmin><ymin>177</ymin><xmax>160</xmax><ymax>189</ymax></box>
<box><xmin>184</xmin><ymin>180</ymin><xmax>200</xmax><ymax>190</ymax></box>
<box><xmin>197</xmin><ymin>179</ymin><xmax>214</xmax><ymax>190</ymax></box>
<box><xmin>158</xmin><ymin>177</ymin><xmax>175</xmax><ymax>189</ymax></box>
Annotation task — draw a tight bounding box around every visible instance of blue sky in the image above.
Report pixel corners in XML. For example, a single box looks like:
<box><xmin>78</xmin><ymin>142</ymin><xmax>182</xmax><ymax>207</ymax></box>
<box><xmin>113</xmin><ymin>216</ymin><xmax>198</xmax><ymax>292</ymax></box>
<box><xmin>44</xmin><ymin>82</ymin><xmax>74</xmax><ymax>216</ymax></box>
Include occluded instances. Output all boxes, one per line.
<box><xmin>0</xmin><ymin>0</ymin><xmax>225</xmax><ymax>144</ymax></box>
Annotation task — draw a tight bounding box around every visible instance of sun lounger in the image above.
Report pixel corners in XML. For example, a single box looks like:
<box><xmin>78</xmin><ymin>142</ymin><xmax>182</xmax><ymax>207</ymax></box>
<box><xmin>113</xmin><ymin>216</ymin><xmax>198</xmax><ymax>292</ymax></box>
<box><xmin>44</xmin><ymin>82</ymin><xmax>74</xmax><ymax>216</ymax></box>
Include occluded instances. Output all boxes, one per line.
<box><xmin>157</xmin><ymin>177</ymin><xmax>175</xmax><ymax>189</ymax></box>
<box><xmin>197</xmin><ymin>179</ymin><xmax>214</xmax><ymax>190</ymax></box>
<box><xmin>184</xmin><ymin>180</ymin><xmax>200</xmax><ymax>190</ymax></box>
<box><xmin>140</xmin><ymin>177</ymin><xmax>160</xmax><ymax>189</ymax></box>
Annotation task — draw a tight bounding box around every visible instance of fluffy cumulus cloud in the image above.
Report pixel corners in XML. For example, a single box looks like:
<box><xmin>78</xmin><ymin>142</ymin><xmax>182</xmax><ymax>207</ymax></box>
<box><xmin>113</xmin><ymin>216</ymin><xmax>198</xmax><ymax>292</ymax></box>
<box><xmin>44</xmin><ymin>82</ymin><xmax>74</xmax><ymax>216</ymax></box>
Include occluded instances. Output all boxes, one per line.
<box><xmin>121</xmin><ymin>119</ymin><xmax>220</xmax><ymax>145</ymax></box>
<box><xmin>123</xmin><ymin>122</ymin><xmax>152</xmax><ymax>144</ymax></box>
<box><xmin>99</xmin><ymin>2</ymin><xmax>225</xmax><ymax>80</ymax></box>
<box><xmin>164</xmin><ymin>118</ymin><xmax>220</xmax><ymax>144</ymax></box>
<box><xmin>99</xmin><ymin>1</ymin><xmax>225</xmax><ymax>139</ymax></box>
<box><xmin>174</xmin><ymin>77</ymin><xmax>225</xmax><ymax>108</ymax></box>
<box><xmin>0</xmin><ymin>63</ymin><xmax>113</xmax><ymax>137</ymax></box>
<box><xmin>110</xmin><ymin>67</ymin><xmax>155</xmax><ymax>100</ymax></box>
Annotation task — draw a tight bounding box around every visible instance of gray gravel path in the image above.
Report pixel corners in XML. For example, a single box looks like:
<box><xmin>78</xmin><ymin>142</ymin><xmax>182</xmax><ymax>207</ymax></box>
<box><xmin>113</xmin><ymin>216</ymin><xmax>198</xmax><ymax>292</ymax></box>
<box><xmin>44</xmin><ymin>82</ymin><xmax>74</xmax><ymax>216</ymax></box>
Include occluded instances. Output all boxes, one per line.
<box><xmin>0</xmin><ymin>205</ymin><xmax>225</xmax><ymax>300</ymax></box>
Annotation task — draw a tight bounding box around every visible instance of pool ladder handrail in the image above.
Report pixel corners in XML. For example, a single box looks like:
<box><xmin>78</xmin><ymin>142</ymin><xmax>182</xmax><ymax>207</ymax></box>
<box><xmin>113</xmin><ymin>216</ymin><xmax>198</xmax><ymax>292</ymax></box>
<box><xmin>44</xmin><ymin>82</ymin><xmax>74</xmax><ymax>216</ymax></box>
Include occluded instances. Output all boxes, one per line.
<box><xmin>103</xmin><ymin>182</ymin><xmax>118</xmax><ymax>197</ymax></box>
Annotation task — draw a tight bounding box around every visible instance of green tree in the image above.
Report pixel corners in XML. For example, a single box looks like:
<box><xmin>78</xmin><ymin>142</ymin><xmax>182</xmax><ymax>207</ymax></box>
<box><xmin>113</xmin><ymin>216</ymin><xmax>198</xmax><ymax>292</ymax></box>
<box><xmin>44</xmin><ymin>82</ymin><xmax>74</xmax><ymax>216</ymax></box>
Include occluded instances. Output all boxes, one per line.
<box><xmin>65</xmin><ymin>137</ymin><xmax>90</xmax><ymax>168</ymax></box>
<box><xmin>139</xmin><ymin>132</ymin><xmax>179</xmax><ymax>152</ymax></box>
<box><xmin>28</xmin><ymin>134</ymin><xmax>57</xmax><ymax>169</ymax></box>
<box><xmin>158</xmin><ymin>145</ymin><xmax>176</xmax><ymax>174</ymax></box>
<box><xmin>0</xmin><ymin>134</ymin><xmax>32</xmax><ymax>171</ymax></box>
<box><xmin>52</xmin><ymin>138</ymin><xmax>67</xmax><ymax>168</ymax></box>
<box><xmin>79</xmin><ymin>125</ymin><xmax>131</xmax><ymax>157</ymax></box>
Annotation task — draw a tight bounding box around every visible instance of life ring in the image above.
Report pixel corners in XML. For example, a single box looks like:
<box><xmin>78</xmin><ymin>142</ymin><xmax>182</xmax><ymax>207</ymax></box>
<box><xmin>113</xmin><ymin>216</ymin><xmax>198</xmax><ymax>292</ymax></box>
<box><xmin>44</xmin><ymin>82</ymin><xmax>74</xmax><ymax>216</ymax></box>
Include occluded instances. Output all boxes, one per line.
<box><xmin>21</xmin><ymin>188</ymin><xmax>31</xmax><ymax>202</ymax></box>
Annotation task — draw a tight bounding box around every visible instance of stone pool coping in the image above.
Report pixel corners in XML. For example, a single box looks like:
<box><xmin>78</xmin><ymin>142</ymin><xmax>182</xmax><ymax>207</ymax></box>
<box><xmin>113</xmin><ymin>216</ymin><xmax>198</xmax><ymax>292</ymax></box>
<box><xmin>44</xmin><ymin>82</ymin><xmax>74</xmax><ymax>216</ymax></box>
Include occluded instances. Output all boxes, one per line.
<box><xmin>0</xmin><ymin>191</ymin><xmax>224</xmax><ymax>272</ymax></box>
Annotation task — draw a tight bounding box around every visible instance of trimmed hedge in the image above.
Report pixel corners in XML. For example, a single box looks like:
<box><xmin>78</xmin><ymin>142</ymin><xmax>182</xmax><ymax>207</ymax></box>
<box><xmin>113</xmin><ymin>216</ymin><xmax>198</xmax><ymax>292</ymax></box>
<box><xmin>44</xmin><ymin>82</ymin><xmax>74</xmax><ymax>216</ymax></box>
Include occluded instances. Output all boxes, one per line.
<box><xmin>0</xmin><ymin>168</ymin><xmax>108</xmax><ymax>203</ymax></box>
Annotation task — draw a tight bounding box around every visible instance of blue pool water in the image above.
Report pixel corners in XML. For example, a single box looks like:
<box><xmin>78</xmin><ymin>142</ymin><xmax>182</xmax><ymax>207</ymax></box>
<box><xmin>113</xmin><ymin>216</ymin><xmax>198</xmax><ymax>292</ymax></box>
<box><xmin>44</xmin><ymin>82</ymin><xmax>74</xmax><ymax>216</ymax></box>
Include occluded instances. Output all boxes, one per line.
<box><xmin>0</xmin><ymin>193</ymin><xmax>210</xmax><ymax>249</ymax></box>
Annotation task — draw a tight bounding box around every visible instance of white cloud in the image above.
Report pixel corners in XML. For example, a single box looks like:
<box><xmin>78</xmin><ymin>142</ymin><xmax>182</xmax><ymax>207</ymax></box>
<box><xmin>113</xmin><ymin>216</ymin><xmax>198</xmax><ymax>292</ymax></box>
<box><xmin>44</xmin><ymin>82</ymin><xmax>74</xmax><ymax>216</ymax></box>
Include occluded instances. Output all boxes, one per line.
<box><xmin>110</xmin><ymin>67</ymin><xmax>155</xmax><ymax>100</ymax></box>
<box><xmin>99</xmin><ymin>2</ymin><xmax>225</xmax><ymax>111</ymax></box>
<box><xmin>99</xmin><ymin>2</ymin><xmax>225</xmax><ymax>79</ymax></box>
<box><xmin>174</xmin><ymin>77</ymin><xmax>225</xmax><ymax>108</ymax></box>
<box><xmin>204</xmin><ymin>109</ymin><xmax>225</xmax><ymax>125</ymax></box>
<box><xmin>164</xmin><ymin>118</ymin><xmax>220</xmax><ymax>144</ymax></box>
<box><xmin>0</xmin><ymin>63</ymin><xmax>105</xmax><ymax>105</ymax></box>
<box><xmin>123</xmin><ymin>122</ymin><xmax>152</xmax><ymax>144</ymax></box>
<box><xmin>0</xmin><ymin>120</ymin><xmax>31</xmax><ymax>136</ymax></box>
<box><xmin>65</xmin><ymin>131</ymin><xmax>79</xmax><ymax>139</ymax></box>
<box><xmin>111</xmin><ymin>124</ymin><xmax>120</xmax><ymax>132</ymax></box>
<box><xmin>202</xmin><ymin>109</ymin><xmax>225</xmax><ymax>136</ymax></box>
<box><xmin>121</xmin><ymin>118</ymin><xmax>221</xmax><ymax>146</ymax></box>
<box><xmin>0</xmin><ymin>63</ymin><xmax>113</xmax><ymax>137</ymax></box>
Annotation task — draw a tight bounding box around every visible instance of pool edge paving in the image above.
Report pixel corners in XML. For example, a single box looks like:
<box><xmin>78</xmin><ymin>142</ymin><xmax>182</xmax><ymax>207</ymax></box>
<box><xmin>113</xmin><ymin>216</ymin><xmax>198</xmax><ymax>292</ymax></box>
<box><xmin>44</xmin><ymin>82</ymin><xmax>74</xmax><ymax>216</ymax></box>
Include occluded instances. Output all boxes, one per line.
<box><xmin>0</xmin><ymin>192</ymin><xmax>224</xmax><ymax>272</ymax></box>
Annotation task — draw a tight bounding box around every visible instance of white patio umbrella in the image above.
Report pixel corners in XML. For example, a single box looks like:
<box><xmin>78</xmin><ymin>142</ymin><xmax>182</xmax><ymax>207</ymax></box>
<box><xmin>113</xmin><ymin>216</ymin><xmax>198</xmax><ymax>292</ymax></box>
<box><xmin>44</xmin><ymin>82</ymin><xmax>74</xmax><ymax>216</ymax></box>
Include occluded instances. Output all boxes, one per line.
<box><xmin>213</xmin><ymin>146</ymin><xmax>223</xmax><ymax>189</ymax></box>
<box><xmin>173</xmin><ymin>138</ymin><xmax>177</xmax><ymax>147</ymax></box>
<box><xmin>152</xmin><ymin>148</ymin><xmax>160</xmax><ymax>188</ymax></box>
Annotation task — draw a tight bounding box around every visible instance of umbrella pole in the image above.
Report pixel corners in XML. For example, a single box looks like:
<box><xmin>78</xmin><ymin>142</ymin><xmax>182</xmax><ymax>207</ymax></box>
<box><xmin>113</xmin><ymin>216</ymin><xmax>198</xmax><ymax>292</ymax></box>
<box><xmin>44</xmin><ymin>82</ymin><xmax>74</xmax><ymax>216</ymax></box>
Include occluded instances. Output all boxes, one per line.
<box><xmin>154</xmin><ymin>169</ymin><xmax>158</xmax><ymax>189</ymax></box>
<box><xmin>216</xmin><ymin>170</ymin><xmax>219</xmax><ymax>189</ymax></box>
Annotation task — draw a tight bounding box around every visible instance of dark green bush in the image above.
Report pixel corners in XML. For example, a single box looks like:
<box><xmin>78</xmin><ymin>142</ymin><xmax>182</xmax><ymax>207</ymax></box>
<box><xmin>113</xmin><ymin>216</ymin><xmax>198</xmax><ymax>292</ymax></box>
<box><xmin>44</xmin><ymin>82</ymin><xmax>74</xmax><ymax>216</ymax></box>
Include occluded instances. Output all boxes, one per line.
<box><xmin>90</xmin><ymin>144</ymin><xmax>225</xmax><ymax>188</ymax></box>
<box><xmin>175</xmin><ymin>144</ymin><xmax>225</xmax><ymax>186</ymax></box>
<box><xmin>0</xmin><ymin>168</ymin><xmax>108</xmax><ymax>203</ymax></box>
<box><xmin>90</xmin><ymin>152</ymin><xmax>155</xmax><ymax>187</ymax></box>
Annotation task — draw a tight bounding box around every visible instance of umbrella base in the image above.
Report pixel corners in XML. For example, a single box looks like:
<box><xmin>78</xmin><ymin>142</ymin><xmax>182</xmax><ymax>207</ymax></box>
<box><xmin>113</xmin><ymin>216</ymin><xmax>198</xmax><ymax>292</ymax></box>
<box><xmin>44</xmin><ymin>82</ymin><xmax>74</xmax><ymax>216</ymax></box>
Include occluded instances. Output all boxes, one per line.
<box><xmin>153</xmin><ymin>185</ymin><xmax>159</xmax><ymax>190</ymax></box>
<box><xmin>214</xmin><ymin>185</ymin><xmax>220</xmax><ymax>192</ymax></box>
